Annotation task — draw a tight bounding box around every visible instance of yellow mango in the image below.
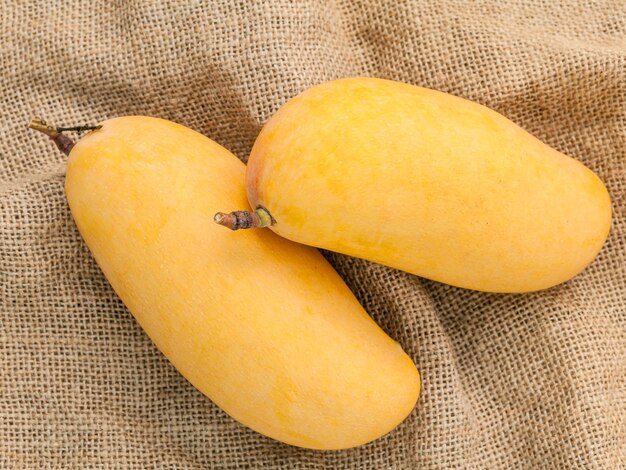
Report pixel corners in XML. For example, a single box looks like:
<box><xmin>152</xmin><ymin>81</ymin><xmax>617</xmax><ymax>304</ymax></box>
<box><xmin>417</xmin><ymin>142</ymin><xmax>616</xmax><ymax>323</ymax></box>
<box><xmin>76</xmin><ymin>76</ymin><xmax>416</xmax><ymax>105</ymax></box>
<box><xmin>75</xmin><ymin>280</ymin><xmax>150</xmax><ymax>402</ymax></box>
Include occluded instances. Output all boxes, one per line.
<box><xmin>61</xmin><ymin>116</ymin><xmax>419</xmax><ymax>450</ymax></box>
<box><xmin>240</xmin><ymin>78</ymin><xmax>611</xmax><ymax>293</ymax></box>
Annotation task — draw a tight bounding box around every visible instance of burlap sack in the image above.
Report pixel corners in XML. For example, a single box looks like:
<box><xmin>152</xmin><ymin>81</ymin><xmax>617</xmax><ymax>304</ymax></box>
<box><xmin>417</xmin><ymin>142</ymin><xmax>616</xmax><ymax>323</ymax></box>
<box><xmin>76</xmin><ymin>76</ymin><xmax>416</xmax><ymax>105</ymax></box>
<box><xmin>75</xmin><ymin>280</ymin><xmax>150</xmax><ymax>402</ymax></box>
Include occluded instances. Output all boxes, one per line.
<box><xmin>1</xmin><ymin>1</ymin><xmax>624</xmax><ymax>468</ymax></box>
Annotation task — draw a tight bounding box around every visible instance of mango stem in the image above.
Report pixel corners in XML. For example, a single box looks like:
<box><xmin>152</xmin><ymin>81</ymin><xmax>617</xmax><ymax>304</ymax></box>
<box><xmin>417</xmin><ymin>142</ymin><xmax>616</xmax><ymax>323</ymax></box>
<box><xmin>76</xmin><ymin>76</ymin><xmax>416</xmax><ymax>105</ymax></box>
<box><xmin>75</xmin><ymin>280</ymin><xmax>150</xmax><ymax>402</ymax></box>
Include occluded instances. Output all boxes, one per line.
<box><xmin>214</xmin><ymin>207</ymin><xmax>275</xmax><ymax>230</ymax></box>
<box><xmin>28</xmin><ymin>117</ymin><xmax>101</xmax><ymax>156</ymax></box>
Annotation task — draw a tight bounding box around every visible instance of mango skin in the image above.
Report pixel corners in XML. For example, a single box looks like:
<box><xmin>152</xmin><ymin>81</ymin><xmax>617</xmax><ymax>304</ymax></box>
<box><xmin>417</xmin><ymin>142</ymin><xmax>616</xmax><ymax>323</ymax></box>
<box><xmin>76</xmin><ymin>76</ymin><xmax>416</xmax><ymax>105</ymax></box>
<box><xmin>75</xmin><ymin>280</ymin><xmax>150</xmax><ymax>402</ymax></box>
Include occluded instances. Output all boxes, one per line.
<box><xmin>247</xmin><ymin>78</ymin><xmax>612</xmax><ymax>293</ymax></box>
<box><xmin>65</xmin><ymin>116</ymin><xmax>419</xmax><ymax>450</ymax></box>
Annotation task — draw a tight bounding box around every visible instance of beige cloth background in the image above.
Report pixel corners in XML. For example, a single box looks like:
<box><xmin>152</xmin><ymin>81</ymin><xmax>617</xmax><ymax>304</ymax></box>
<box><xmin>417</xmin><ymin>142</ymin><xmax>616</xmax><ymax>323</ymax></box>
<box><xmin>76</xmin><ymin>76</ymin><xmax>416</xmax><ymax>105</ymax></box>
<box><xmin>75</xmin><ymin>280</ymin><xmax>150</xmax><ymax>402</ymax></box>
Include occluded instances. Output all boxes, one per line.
<box><xmin>1</xmin><ymin>1</ymin><xmax>625</xmax><ymax>468</ymax></box>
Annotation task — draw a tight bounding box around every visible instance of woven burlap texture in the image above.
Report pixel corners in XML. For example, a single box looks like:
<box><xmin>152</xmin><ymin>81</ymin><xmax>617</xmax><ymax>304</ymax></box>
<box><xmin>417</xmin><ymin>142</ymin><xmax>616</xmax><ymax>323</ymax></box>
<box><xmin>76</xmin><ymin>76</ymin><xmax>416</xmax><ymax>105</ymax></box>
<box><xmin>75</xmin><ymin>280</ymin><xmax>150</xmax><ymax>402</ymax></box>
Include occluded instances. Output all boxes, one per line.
<box><xmin>1</xmin><ymin>1</ymin><xmax>625</xmax><ymax>468</ymax></box>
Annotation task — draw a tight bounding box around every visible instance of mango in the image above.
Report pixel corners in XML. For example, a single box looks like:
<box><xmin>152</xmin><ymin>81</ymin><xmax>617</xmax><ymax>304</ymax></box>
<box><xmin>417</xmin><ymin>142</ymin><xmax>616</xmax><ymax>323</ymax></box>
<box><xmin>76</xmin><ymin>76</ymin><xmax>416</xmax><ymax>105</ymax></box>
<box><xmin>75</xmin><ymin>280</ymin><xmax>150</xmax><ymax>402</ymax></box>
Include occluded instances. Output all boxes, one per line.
<box><xmin>63</xmin><ymin>116</ymin><xmax>419</xmax><ymax>450</ymax></box>
<box><xmin>240</xmin><ymin>78</ymin><xmax>612</xmax><ymax>293</ymax></box>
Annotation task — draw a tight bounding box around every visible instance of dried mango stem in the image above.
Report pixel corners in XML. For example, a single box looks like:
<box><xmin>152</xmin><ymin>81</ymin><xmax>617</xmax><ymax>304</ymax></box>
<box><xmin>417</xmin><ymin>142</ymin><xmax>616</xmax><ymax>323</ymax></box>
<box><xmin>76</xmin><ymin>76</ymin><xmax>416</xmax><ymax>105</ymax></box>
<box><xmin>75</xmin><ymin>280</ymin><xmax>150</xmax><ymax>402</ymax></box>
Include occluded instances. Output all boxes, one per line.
<box><xmin>28</xmin><ymin>117</ymin><xmax>101</xmax><ymax>156</ymax></box>
<box><xmin>214</xmin><ymin>207</ymin><xmax>275</xmax><ymax>230</ymax></box>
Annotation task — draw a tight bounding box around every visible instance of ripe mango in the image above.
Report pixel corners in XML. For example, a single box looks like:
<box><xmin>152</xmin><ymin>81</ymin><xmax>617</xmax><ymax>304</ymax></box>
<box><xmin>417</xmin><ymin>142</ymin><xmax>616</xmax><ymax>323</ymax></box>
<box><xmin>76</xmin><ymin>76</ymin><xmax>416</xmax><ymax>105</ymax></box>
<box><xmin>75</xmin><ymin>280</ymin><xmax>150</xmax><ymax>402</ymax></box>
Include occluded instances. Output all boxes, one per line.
<box><xmin>243</xmin><ymin>78</ymin><xmax>612</xmax><ymax>293</ymax></box>
<box><xmin>64</xmin><ymin>116</ymin><xmax>419</xmax><ymax>450</ymax></box>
